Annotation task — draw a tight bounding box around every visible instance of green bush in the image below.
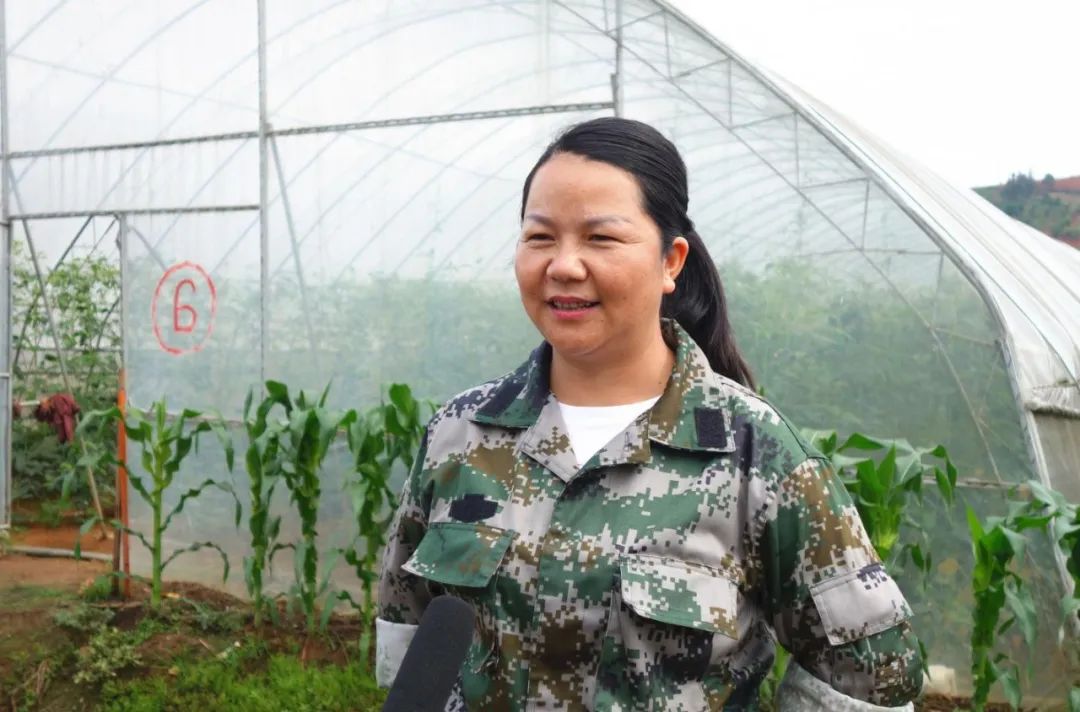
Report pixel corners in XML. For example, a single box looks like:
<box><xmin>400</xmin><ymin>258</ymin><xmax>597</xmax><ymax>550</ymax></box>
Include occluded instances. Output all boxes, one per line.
<box><xmin>10</xmin><ymin>240</ymin><xmax>120</xmax><ymax>511</ymax></box>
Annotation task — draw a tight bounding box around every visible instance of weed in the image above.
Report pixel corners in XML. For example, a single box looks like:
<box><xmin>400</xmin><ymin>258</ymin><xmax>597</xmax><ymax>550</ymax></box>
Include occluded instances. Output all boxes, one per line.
<box><xmin>80</xmin><ymin>572</ymin><xmax>117</xmax><ymax>603</ymax></box>
<box><xmin>74</xmin><ymin>627</ymin><xmax>144</xmax><ymax>686</ymax></box>
<box><xmin>184</xmin><ymin>598</ymin><xmax>243</xmax><ymax>635</ymax></box>
<box><xmin>52</xmin><ymin>603</ymin><xmax>115</xmax><ymax>634</ymax></box>
<box><xmin>99</xmin><ymin>652</ymin><xmax>385</xmax><ymax>712</ymax></box>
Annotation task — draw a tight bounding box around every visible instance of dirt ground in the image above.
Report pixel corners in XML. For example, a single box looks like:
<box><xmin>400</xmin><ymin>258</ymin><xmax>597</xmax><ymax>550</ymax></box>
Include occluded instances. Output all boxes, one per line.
<box><xmin>10</xmin><ymin>522</ymin><xmax>115</xmax><ymax>556</ymax></box>
<box><xmin>0</xmin><ymin>553</ymin><xmax>109</xmax><ymax>588</ymax></box>
<box><xmin>0</xmin><ymin>547</ymin><xmax>1052</xmax><ymax>711</ymax></box>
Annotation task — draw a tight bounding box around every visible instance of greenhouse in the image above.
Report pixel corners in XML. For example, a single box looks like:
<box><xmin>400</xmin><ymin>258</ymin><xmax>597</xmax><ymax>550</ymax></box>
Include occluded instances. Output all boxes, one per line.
<box><xmin>2</xmin><ymin>0</ymin><xmax>1079</xmax><ymax>706</ymax></box>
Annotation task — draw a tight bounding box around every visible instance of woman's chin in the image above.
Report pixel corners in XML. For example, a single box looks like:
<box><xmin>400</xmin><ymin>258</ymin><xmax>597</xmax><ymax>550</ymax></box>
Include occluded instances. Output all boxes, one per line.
<box><xmin>543</xmin><ymin>330</ymin><xmax>607</xmax><ymax>361</ymax></box>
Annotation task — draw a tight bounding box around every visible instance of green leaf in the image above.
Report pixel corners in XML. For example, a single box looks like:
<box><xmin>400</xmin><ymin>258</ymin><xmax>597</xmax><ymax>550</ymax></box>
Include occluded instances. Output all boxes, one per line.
<box><xmin>319</xmin><ymin>587</ymin><xmax>338</xmax><ymax>631</ymax></box>
<box><xmin>1068</xmin><ymin>687</ymin><xmax>1080</xmax><ymax>712</ymax></box>
<box><xmin>877</xmin><ymin>447</ymin><xmax>897</xmax><ymax>493</ymax></box>
<box><xmin>996</xmin><ymin>663</ymin><xmax>1021</xmax><ymax>710</ymax></box>
<box><xmin>855</xmin><ymin>459</ymin><xmax>883</xmax><ymax>502</ymax></box>
<box><xmin>837</xmin><ymin>433</ymin><xmax>886</xmax><ymax>452</ymax></box>
<box><xmin>910</xmin><ymin>544</ymin><xmax>926</xmax><ymax>572</ymax></box>
<box><xmin>967</xmin><ymin>505</ymin><xmax>986</xmax><ymax>543</ymax></box>
<box><xmin>265</xmin><ymin>381</ymin><xmax>291</xmax><ymax>412</ymax></box>
<box><xmin>74</xmin><ymin>516</ymin><xmax>100</xmax><ymax>559</ymax></box>
<box><xmin>1003</xmin><ymin>578</ymin><xmax>1037</xmax><ymax>648</ymax></box>
<box><xmin>161</xmin><ymin>541</ymin><xmax>230</xmax><ymax>582</ymax></box>
<box><xmin>388</xmin><ymin>383</ymin><xmax>413</xmax><ymax>414</ymax></box>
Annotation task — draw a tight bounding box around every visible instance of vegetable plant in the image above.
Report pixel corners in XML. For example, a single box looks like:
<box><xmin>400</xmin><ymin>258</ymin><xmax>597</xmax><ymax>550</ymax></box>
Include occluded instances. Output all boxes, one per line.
<box><xmin>805</xmin><ymin>430</ymin><xmax>957</xmax><ymax>578</ymax></box>
<box><xmin>964</xmin><ymin>481</ymin><xmax>1080</xmax><ymax>712</ymax></box>
<box><xmin>239</xmin><ymin>385</ymin><xmax>287</xmax><ymax>626</ymax></box>
<box><xmin>343</xmin><ymin>383</ymin><xmax>429</xmax><ymax>665</ymax></box>
<box><xmin>268</xmin><ymin>382</ymin><xmax>356</xmax><ymax>633</ymax></box>
<box><xmin>75</xmin><ymin>399</ymin><xmax>237</xmax><ymax>609</ymax></box>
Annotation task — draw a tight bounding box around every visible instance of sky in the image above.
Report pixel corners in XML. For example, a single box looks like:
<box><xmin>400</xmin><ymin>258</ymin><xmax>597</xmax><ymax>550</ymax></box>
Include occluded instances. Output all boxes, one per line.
<box><xmin>670</xmin><ymin>0</ymin><xmax>1080</xmax><ymax>188</ymax></box>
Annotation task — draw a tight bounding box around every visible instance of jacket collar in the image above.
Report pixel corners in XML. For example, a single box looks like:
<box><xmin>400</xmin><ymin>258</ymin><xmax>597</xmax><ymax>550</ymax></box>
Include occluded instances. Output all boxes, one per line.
<box><xmin>471</xmin><ymin>320</ymin><xmax>735</xmax><ymax>457</ymax></box>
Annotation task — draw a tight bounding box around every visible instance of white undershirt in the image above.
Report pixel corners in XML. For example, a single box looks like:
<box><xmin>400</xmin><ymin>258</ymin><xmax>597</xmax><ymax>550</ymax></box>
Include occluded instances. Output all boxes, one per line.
<box><xmin>558</xmin><ymin>396</ymin><xmax>660</xmax><ymax>466</ymax></box>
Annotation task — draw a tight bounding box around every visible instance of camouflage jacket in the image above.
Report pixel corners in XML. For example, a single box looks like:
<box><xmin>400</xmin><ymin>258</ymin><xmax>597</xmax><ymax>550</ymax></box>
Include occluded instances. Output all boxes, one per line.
<box><xmin>378</xmin><ymin>320</ymin><xmax>922</xmax><ymax>710</ymax></box>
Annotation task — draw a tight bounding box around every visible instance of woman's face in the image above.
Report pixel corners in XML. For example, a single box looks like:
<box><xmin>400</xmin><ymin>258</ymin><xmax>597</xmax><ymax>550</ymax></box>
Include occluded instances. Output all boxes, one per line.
<box><xmin>515</xmin><ymin>152</ymin><xmax>687</xmax><ymax>364</ymax></box>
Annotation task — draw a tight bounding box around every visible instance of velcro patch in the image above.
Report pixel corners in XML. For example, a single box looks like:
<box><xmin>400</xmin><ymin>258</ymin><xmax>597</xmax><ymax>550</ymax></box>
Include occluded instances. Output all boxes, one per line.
<box><xmin>448</xmin><ymin>493</ymin><xmax>498</xmax><ymax>523</ymax></box>
<box><xmin>693</xmin><ymin>407</ymin><xmax>728</xmax><ymax>449</ymax></box>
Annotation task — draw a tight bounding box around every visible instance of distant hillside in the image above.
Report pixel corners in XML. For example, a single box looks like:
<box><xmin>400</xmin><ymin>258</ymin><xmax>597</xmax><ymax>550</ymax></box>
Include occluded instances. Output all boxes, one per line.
<box><xmin>975</xmin><ymin>173</ymin><xmax>1080</xmax><ymax>249</ymax></box>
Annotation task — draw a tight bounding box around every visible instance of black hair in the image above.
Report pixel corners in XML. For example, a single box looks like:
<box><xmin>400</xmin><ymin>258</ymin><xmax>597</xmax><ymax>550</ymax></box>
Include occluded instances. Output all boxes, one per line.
<box><xmin>520</xmin><ymin>116</ymin><xmax>756</xmax><ymax>390</ymax></box>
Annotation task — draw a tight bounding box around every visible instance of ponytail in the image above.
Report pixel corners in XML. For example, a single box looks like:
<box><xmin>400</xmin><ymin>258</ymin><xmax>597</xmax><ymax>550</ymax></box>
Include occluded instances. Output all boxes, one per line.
<box><xmin>662</xmin><ymin>228</ymin><xmax>756</xmax><ymax>390</ymax></box>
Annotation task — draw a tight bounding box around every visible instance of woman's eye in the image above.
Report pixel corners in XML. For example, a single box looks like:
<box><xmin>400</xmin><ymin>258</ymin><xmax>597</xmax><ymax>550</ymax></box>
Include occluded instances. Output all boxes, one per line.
<box><xmin>589</xmin><ymin>234</ymin><xmax>615</xmax><ymax>242</ymax></box>
<box><xmin>524</xmin><ymin>233</ymin><xmax>554</xmax><ymax>242</ymax></box>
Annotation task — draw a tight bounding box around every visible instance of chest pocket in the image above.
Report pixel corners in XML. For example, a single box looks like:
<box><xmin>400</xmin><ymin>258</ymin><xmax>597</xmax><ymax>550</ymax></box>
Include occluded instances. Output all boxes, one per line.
<box><xmin>619</xmin><ymin>554</ymin><xmax>740</xmax><ymax>638</ymax></box>
<box><xmin>401</xmin><ymin>521</ymin><xmax>514</xmax><ymax>690</ymax></box>
<box><xmin>596</xmin><ymin>554</ymin><xmax>742</xmax><ymax>709</ymax></box>
<box><xmin>401</xmin><ymin>521</ymin><xmax>514</xmax><ymax>588</ymax></box>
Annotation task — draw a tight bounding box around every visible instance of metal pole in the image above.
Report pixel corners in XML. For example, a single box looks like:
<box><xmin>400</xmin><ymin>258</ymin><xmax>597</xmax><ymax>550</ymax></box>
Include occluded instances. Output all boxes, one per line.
<box><xmin>116</xmin><ymin>214</ymin><xmax>130</xmax><ymax>597</ymax></box>
<box><xmin>0</xmin><ymin>0</ymin><xmax>11</xmax><ymax>530</ymax></box>
<box><xmin>257</xmin><ymin>0</ymin><xmax>269</xmax><ymax>386</ymax></box>
<box><xmin>268</xmin><ymin>135</ymin><xmax>319</xmax><ymax>367</ymax></box>
<box><xmin>612</xmin><ymin>0</ymin><xmax>623</xmax><ymax>117</ymax></box>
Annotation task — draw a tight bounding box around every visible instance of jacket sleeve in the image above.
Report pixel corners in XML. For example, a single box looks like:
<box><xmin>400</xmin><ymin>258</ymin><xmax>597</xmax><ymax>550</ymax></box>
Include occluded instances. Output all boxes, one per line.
<box><xmin>375</xmin><ymin>429</ymin><xmax>433</xmax><ymax>686</ymax></box>
<box><xmin>757</xmin><ymin>457</ymin><xmax>923</xmax><ymax>707</ymax></box>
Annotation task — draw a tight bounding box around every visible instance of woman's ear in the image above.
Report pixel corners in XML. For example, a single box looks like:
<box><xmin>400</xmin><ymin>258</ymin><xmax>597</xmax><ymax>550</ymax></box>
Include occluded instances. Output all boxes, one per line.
<box><xmin>662</xmin><ymin>236</ymin><xmax>689</xmax><ymax>294</ymax></box>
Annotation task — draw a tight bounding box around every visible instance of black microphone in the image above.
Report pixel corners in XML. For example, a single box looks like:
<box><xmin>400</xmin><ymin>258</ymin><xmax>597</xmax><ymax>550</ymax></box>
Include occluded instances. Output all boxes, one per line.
<box><xmin>381</xmin><ymin>595</ymin><xmax>476</xmax><ymax>712</ymax></box>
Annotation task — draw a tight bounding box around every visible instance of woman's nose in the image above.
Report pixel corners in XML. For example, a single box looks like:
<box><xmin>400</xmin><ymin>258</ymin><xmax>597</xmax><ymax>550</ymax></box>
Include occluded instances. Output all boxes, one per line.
<box><xmin>546</xmin><ymin>243</ymin><xmax>587</xmax><ymax>282</ymax></box>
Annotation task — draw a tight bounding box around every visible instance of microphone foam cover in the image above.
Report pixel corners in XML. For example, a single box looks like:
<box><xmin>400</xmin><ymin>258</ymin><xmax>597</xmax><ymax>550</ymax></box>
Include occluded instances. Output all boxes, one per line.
<box><xmin>381</xmin><ymin>595</ymin><xmax>476</xmax><ymax>712</ymax></box>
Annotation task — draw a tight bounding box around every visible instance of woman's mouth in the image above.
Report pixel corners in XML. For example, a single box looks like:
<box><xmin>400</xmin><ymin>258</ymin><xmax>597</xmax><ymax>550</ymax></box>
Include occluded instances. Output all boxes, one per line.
<box><xmin>547</xmin><ymin>297</ymin><xmax>599</xmax><ymax>318</ymax></box>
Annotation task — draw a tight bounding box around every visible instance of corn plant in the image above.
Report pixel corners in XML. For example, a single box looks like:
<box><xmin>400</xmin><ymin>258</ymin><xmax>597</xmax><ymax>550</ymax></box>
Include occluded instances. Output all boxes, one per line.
<box><xmin>805</xmin><ymin>430</ymin><xmax>957</xmax><ymax>577</ymax></box>
<box><xmin>75</xmin><ymin>399</ymin><xmax>237</xmax><ymax>609</ymax></box>
<box><xmin>239</xmin><ymin>385</ymin><xmax>288</xmax><ymax>626</ymax></box>
<box><xmin>267</xmin><ymin>381</ymin><xmax>356</xmax><ymax>633</ymax></box>
<box><xmin>342</xmin><ymin>383</ymin><xmax>429</xmax><ymax>665</ymax></box>
<box><xmin>965</xmin><ymin>481</ymin><xmax>1080</xmax><ymax>712</ymax></box>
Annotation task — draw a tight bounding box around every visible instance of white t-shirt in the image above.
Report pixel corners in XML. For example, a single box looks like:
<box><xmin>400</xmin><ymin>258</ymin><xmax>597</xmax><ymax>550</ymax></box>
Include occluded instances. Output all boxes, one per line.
<box><xmin>558</xmin><ymin>396</ymin><xmax>660</xmax><ymax>466</ymax></box>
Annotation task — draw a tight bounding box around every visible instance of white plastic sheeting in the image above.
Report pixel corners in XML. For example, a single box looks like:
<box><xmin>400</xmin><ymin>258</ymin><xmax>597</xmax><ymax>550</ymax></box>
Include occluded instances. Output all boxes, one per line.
<box><xmin>4</xmin><ymin>0</ymin><xmax>1079</xmax><ymax>695</ymax></box>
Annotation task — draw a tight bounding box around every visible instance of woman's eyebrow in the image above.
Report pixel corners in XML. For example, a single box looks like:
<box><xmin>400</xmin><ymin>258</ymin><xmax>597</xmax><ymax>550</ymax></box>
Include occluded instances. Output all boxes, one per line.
<box><xmin>523</xmin><ymin>213</ymin><xmax>632</xmax><ymax>228</ymax></box>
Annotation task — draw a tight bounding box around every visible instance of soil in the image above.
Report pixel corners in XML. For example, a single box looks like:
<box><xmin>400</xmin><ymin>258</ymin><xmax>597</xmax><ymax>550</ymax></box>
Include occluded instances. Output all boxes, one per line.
<box><xmin>918</xmin><ymin>693</ymin><xmax>996</xmax><ymax>710</ymax></box>
<box><xmin>10</xmin><ymin>522</ymin><xmax>115</xmax><ymax>556</ymax></box>
<box><xmin>9</xmin><ymin>499</ymin><xmax>116</xmax><ymax>556</ymax></box>
<box><xmin>0</xmin><ymin>553</ymin><xmax>109</xmax><ymax>588</ymax></box>
<box><xmin>0</xmin><ymin>551</ymin><xmax>370</xmax><ymax>710</ymax></box>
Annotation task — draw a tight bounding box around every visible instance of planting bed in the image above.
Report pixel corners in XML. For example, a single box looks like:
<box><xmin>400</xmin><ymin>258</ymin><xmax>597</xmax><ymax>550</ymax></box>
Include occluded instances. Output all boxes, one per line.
<box><xmin>0</xmin><ymin>554</ymin><xmax>385</xmax><ymax>711</ymax></box>
<box><xmin>0</xmin><ymin>551</ymin><xmax>1037</xmax><ymax>711</ymax></box>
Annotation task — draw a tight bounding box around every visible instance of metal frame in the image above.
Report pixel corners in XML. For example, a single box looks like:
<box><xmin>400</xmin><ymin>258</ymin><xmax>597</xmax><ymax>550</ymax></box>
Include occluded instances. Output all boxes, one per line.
<box><xmin>0</xmin><ymin>0</ymin><xmax>1073</xmax><ymax>609</ymax></box>
<box><xmin>0</xmin><ymin>0</ymin><xmax>9</xmax><ymax>529</ymax></box>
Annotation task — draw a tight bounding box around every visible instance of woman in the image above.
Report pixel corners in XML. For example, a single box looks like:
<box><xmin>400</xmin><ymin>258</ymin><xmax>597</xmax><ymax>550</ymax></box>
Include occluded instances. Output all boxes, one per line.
<box><xmin>377</xmin><ymin>117</ymin><xmax>922</xmax><ymax>711</ymax></box>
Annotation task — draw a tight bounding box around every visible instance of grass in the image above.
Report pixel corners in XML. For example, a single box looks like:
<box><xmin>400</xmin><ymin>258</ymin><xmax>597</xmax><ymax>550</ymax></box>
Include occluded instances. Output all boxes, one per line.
<box><xmin>99</xmin><ymin>651</ymin><xmax>384</xmax><ymax>711</ymax></box>
<box><xmin>0</xmin><ymin>582</ymin><xmax>385</xmax><ymax>711</ymax></box>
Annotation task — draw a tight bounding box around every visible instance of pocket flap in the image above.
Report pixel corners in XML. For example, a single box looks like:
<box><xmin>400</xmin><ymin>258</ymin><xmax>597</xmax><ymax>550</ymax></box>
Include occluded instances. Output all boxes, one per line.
<box><xmin>619</xmin><ymin>554</ymin><xmax>739</xmax><ymax>637</ymax></box>
<box><xmin>402</xmin><ymin>521</ymin><xmax>513</xmax><ymax>588</ymax></box>
<box><xmin>809</xmin><ymin>563</ymin><xmax>912</xmax><ymax>646</ymax></box>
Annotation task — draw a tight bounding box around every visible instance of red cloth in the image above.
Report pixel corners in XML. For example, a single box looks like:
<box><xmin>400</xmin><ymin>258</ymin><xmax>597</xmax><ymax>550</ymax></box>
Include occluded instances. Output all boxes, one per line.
<box><xmin>34</xmin><ymin>393</ymin><xmax>81</xmax><ymax>444</ymax></box>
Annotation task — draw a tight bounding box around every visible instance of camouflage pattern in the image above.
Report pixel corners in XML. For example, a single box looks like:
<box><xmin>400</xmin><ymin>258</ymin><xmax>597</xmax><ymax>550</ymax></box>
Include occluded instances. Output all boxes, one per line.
<box><xmin>378</xmin><ymin>320</ymin><xmax>922</xmax><ymax>710</ymax></box>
